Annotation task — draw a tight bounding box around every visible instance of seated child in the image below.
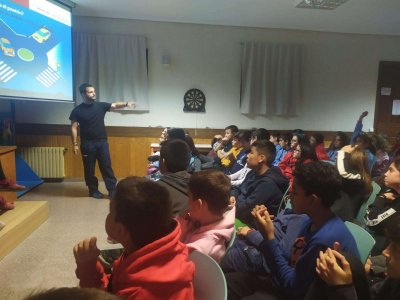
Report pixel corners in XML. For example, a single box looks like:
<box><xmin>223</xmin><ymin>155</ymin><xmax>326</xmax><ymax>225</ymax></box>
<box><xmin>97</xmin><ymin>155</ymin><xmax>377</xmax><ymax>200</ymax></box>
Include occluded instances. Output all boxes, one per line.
<box><xmin>222</xmin><ymin>130</ymin><xmax>252</xmax><ymax>174</ymax></box>
<box><xmin>231</xmin><ymin>140</ymin><xmax>289</xmax><ymax>225</ymax></box>
<box><xmin>229</xmin><ymin>128</ymin><xmax>269</xmax><ymax>186</ymax></box>
<box><xmin>225</xmin><ymin>161</ymin><xmax>359</xmax><ymax>300</ymax></box>
<box><xmin>73</xmin><ymin>177</ymin><xmax>195</xmax><ymax>299</ymax></box>
<box><xmin>316</xmin><ymin>212</ymin><xmax>400</xmax><ymax>300</ymax></box>
<box><xmin>178</xmin><ymin>169</ymin><xmax>235</xmax><ymax>263</ymax></box>
<box><xmin>272</xmin><ymin>133</ymin><xmax>291</xmax><ymax>166</ymax></box>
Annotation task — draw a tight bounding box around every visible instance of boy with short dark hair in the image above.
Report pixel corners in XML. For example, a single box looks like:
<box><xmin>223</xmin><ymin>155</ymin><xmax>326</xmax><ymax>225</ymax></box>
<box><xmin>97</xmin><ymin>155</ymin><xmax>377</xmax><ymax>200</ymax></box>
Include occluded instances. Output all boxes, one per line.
<box><xmin>178</xmin><ymin>169</ymin><xmax>235</xmax><ymax>263</ymax></box>
<box><xmin>73</xmin><ymin>177</ymin><xmax>194</xmax><ymax>299</ymax></box>
<box><xmin>272</xmin><ymin>133</ymin><xmax>292</xmax><ymax>166</ymax></box>
<box><xmin>231</xmin><ymin>140</ymin><xmax>289</xmax><ymax>225</ymax></box>
<box><xmin>157</xmin><ymin>139</ymin><xmax>191</xmax><ymax>216</ymax></box>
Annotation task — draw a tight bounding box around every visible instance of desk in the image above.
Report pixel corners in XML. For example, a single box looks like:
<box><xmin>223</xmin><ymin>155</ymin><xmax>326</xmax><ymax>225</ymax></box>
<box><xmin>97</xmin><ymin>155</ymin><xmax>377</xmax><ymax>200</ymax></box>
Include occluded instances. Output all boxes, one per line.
<box><xmin>0</xmin><ymin>146</ymin><xmax>17</xmax><ymax>203</ymax></box>
<box><xmin>150</xmin><ymin>143</ymin><xmax>212</xmax><ymax>155</ymax></box>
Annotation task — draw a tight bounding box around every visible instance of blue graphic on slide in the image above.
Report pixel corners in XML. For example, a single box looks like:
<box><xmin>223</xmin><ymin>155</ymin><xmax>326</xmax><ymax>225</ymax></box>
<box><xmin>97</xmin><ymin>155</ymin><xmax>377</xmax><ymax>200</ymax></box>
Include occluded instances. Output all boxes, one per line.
<box><xmin>0</xmin><ymin>0</ymin><xmax>73</xmax><ymax>101</ymax></box>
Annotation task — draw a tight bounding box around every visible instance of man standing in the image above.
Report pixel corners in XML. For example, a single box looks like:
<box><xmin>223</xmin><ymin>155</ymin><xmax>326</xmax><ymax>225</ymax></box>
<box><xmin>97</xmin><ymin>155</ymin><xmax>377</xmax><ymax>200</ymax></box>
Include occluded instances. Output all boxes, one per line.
<box><xmin>70</xmin><ymin>83</ymin><xmax>134</xmax><ymax>199</ymax></box>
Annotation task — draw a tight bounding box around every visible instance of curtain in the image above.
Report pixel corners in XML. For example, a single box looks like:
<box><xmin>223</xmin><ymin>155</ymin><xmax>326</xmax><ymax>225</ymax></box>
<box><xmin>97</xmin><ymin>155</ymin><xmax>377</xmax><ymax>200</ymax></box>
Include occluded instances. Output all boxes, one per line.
<box><xmin>73</xmin><ymin>32</ymin><xmax>148</xmax><ymax>110</ymax></box>
<box><xmin>240</xmin><ymin>42</ymin><xmax>303</xmax><ymax>116</ymax></box>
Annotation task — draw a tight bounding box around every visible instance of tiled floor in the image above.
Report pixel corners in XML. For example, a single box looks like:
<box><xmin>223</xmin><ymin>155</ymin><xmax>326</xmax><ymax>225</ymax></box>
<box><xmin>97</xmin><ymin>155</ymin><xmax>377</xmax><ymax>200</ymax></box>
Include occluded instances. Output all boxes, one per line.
<box><xmin>0</xmin><ymin>181</ymin><xmax>115</xmax><ymax>299</ymax></box>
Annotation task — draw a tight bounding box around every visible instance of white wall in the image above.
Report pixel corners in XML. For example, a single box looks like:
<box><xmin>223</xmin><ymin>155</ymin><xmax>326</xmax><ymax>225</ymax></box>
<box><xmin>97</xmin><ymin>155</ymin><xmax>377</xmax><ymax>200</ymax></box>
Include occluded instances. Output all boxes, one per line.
<box><xmin>15</xmin><ymin>16</ymin><xmax>400</xmax><ymax>132</ymax></box>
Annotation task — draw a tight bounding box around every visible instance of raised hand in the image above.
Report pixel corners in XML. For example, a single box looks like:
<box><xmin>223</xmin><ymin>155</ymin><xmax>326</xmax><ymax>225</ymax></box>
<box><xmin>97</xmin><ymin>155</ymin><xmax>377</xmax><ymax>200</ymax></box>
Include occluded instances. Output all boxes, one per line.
<box><xmin>359</xmin><ymin>111</ymin><xmax>368</xmax><ymax>120</ymax></box>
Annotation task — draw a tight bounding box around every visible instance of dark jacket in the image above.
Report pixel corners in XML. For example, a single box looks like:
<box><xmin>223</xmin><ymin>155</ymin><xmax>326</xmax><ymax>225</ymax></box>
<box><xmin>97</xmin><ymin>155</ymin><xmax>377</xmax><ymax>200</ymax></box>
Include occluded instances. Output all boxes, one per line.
<box><xmin>232</xmin><ymin>166</ymin><xmax>289</xmax><ymax>225</ymax></box>
<box><xmin>157</xmin><ymin>171</ymin><xmax>191</xmax><ymax>216</ymax></box>
<box><xmin>365</xmin><ymin>189</ymin><xmax>400</xmax><ymax>255</ymax></box>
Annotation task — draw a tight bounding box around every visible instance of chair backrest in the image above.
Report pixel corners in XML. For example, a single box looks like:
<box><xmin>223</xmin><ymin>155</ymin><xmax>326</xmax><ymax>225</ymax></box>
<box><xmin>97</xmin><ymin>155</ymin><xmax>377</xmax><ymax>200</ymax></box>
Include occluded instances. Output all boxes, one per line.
<box><xmin>278</xmin><ymin>184</ymin><xmax>291</xmax><ymax>212</ymax></box>
<box><xmin>345</xmin><ymin>221</ymin><xmax>376</xmax><ymax>264</ymax></box>
<box><xmin>356</xmin><ymin>181</ymin><xmax>380</xmax><ymax>224</ymax></box>
<box><xmin>189</xmin><ymin>250</ymin><xmax>227</xmax><ymax>300</ymax></box>
<box><xmin>226</xmin><ymin>228</ymin><xmax>236</xmax><ymax>252</ymax></box>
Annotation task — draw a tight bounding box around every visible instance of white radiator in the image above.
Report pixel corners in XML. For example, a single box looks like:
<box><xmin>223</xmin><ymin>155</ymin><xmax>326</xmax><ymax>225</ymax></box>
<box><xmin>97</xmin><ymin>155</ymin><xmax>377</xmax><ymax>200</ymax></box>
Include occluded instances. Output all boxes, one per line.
<box><xmin>18</xmin><ymin>147</ymin><xmax>65</xmax><ymax>178</ymax></box>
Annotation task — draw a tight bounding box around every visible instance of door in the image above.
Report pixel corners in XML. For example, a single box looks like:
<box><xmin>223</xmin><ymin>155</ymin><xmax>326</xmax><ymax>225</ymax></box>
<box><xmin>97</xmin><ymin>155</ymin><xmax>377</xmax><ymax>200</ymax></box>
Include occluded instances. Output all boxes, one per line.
<box><xmin>374</xmin><ymin>61</ymin><xmax>400</xmax><ymax>137</ymax></box>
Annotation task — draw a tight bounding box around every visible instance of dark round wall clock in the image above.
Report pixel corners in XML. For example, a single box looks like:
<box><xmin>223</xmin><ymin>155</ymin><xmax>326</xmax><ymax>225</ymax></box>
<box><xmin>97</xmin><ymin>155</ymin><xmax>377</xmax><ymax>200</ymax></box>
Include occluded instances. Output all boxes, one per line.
<box><xmin>183</xmin><ymin>88</ymin><xmax>206</xmax><ymax>112</ymax></box>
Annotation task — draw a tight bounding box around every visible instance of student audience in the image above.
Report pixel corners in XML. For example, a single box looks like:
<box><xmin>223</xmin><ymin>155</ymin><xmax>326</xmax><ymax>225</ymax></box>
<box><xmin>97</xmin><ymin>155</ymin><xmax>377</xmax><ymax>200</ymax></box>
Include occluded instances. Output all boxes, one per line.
<box><xmin>73</xmin><ymin>177</ymin><xmax>194</xmax><ymax>299</ymax></box>
<box><xmin>60</xmin><ymin>122</ymin><xmax>400</xmax><ymax>299</ymax></box>
<box><xmin>178</xmin><ymin>169</ymin><xmax>235</xmax><ymax>262</ymax></box>
<box><xmin>231</xmin><ymin>140</ymin><xmax>289</xmax><ymax>226</ymax></box>
<box><xmin>225</xmin><ymin>161</ymin><xmax>359</xmax><ymax>300</ymax></box>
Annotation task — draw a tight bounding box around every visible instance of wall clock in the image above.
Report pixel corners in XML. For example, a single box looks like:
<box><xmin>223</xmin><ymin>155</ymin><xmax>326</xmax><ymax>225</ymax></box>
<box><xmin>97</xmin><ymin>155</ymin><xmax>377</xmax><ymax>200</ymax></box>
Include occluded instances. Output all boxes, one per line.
<box><xmin>183</xmin><ymin>88</ymin><xmax>206</xmax><ymax>112</ymax></box>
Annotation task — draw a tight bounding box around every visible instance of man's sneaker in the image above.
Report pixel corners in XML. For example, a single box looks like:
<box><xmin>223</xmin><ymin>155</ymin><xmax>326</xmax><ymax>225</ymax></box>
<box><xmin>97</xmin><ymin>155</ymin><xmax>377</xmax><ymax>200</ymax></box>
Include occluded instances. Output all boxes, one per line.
<box><xmin>90</xmin><ymin>191</ymin><xmax>104</xmax><ymax>199</ymax></box>
<box><xmin>0</xmin><ymin>196</ymin><xmax>15</xmax><ymax>210</ymax></box>
<box><xmin>0</xmin><ymin>178</ymin><xmax>25</xmax><ymax>191</ymax></box>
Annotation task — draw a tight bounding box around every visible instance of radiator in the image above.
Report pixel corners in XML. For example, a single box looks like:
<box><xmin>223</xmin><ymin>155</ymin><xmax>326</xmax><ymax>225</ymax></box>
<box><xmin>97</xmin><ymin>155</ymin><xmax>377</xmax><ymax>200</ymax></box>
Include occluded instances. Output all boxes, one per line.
<box><xmin>18</xmin><ymin>147</ymin><xmax>65</xmax><ymax>179</ymax></box>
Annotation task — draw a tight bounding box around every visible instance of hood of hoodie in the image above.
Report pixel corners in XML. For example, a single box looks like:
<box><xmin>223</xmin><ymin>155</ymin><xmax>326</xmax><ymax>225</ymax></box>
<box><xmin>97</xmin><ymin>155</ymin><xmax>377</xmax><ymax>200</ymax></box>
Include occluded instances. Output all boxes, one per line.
<box><xmin>262</xmin><ymin>166</ymin><xmax>290</xmax><ymax>194</ymax></box>
<box><xmin>111</xmin><ymin>220</ymin><xmax>194</xmax><ymax>297</ymax></box>
<box><xmin>182</xmin><ymin>205</ymin><xmax>235</xmax><ymax>243</ymax></box>
<box><xmin>158</xmin><ymin>171</ymin><xmax>191</xmax><ymax>195</ymax></box>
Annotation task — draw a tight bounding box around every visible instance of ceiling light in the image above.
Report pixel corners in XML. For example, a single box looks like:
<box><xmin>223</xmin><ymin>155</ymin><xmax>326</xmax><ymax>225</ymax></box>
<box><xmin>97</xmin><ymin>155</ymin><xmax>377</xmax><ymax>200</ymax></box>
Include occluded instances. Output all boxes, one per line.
<box><xmin>294</xmin><ymin>0</ymin><xmax>349</xmax><ymax>10</ymax></box>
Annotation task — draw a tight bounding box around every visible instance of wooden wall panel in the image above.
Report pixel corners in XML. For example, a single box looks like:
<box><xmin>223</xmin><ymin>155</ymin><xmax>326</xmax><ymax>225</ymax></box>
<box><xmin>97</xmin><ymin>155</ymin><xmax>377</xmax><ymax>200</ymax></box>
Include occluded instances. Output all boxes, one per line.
<box><xmin>15</xmin><ymin>124</ymin><xmax>353</xmax><ymax>180</ymax></box>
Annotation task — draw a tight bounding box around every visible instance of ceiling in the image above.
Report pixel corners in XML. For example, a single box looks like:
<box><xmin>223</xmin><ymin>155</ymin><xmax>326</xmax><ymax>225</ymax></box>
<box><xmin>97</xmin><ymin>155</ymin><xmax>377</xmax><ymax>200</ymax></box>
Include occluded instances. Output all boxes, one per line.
<box><xmin>71</xmin><ymin>0</ymin><xmax>400</xmax><ymax>36</ymax></box>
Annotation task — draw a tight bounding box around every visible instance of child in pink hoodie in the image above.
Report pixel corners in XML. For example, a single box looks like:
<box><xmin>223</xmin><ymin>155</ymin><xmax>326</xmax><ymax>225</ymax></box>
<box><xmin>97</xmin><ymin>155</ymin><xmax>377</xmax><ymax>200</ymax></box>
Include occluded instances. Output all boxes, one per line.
<box><xmin>178</xmin><ymin>169</ymin><xmax>235</xmax><ymax>263</ymax></box>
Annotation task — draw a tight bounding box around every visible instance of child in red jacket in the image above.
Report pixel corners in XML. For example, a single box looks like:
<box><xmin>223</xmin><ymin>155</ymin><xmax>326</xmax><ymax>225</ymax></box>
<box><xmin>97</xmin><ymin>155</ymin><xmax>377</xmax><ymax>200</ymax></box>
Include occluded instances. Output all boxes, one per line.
<box><xmin>73</xmin><ymin>177</ymin><xmax>195</xmax><ymax>300</ymax></box>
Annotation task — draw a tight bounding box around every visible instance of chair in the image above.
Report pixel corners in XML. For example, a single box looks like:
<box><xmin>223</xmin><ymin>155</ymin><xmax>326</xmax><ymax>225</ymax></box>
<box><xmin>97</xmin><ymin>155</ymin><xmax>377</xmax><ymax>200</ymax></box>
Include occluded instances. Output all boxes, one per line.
<box><xmin>226</xmin><ymin>228</ymin><xmax>236</xmax><ymax>252</ymax></box>
<box><xmin>356</xmin><ymin>181</ymin><xmax>380</xmax><ymax>224</ymax></box>
<box><xmin>189</xmin><ymin>250</ymin><xmax>227</xmax><ymax>300</ymax></box>
<box><xmin>278</xmin><ymin>184</ymin><xmax>291</xmax><ymax>212</ymax></box>
<box><xmin>345</xmin><ymin>221</ymin><xmax>376</xmax><ymax>264</ymax></box>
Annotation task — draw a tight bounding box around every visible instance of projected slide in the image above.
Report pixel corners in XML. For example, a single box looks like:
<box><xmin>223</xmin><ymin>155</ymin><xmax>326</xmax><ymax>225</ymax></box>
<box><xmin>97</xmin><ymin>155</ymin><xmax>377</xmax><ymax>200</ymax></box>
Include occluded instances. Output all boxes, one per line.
<box><xmin>0</xmin><ymin>0</ymin><xmax>73</xmax><ymax>101</ymax></box>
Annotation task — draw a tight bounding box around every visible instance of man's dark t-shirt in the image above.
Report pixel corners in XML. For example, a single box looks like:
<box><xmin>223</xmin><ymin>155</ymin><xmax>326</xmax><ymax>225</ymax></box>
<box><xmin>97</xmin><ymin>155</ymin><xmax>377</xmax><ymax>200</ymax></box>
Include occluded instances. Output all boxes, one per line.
<box><xmin>69</xmin><ymin>102</ymin><xmax>111</xmax><ymax>140</ymax></box>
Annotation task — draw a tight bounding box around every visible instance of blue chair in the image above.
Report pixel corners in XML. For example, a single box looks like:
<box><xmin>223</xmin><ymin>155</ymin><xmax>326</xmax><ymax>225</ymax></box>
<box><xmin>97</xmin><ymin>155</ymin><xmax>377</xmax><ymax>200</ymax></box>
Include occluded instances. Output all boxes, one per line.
<box><xmin>226</xmin><ymin>228</ymin><xmax>236</xmax><ymax>252</ymax></box>
<box><xmin>345</xmin><ymin>221</ymin><xmax>376</xmax><ymax>264</ymax></box>
<box><xmin>356</xmin><ymin>181</ymin><xmax>380</xmax><ymax>224</ymax></box>
<box><xmin>278</xmin><ymin>184</ymin><xmax>291</xmax><ymax>212</ymax></box>
<box><xmin>189</xmin><ymin>250</ymin><xmax>227</xmax><ymax>300</ymax></box>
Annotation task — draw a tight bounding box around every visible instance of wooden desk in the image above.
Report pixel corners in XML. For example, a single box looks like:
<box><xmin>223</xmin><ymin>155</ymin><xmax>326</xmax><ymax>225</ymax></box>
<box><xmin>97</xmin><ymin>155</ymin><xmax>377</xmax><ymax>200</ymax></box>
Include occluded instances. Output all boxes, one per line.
<box><xmin>150</xmin><ymin>143</ymin><xmax>212</xmax><ymax>155</ymax></box>
<box><xmin>0</xmin><ymin>146</ymin><xmax>17</xmax><ymax>203</ymax></box>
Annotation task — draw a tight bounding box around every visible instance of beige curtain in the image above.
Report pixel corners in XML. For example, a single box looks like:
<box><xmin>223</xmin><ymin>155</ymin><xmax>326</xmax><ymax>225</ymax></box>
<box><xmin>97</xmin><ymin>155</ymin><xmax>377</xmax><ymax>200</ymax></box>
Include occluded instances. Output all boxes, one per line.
<box><xmin>73</xmin><ymin>32</ymin><xmax>149</xmax><ymax>110</ymax></box>
<box><xmin>240</xmin><ymin>42</ymin><xmax>303</xmax><ymax>116</ymax></box>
